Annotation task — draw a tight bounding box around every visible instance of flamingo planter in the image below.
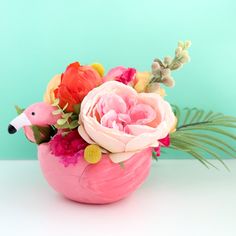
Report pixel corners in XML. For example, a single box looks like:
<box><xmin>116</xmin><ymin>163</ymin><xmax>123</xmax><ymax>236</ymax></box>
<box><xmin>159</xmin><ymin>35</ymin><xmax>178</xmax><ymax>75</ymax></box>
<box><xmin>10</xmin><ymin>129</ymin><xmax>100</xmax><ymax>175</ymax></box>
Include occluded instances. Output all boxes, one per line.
<box><xmin>38</xmin><ymin>143</ymin><xmax>152</xmax><ymax>204</ymax></box>
<box><xmin>8</xmin><ymin>102</ymin><xmax>153</xmax><ymax>204</ymax></box>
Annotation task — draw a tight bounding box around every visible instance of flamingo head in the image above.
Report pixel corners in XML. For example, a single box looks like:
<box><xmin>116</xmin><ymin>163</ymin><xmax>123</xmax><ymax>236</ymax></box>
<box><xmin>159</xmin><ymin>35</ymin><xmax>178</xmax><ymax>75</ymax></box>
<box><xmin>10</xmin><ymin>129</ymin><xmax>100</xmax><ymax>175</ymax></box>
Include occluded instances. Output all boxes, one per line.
<box><xmin>8</xmin><ymin>102</ymin><xmax>60</xmax><ymax>134</ymax></box>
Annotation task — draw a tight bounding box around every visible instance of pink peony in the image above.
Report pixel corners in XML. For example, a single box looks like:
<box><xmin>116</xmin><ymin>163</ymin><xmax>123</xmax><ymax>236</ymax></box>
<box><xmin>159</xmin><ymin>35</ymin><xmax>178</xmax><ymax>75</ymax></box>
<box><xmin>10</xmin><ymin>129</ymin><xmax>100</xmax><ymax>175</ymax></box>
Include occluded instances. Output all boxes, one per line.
<box><xmin>49</xmin><ymin>131</ymin><xmax>88</xmax><ymax>167</ymax></box>
<box><xmin>78</xmin><ymin>81</ymin><xmax>175</xmax><ymax>163</ymax></box>
<box><xmin>103</xmin><ymin>66</ymin><xmax>136</xmax><ymax>85</ymax></box>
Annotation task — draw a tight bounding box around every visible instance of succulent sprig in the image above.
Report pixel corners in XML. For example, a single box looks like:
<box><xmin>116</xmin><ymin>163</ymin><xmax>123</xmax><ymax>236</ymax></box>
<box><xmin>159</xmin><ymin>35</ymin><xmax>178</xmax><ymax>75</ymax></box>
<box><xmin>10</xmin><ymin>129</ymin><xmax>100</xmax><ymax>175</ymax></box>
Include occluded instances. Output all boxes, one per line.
<box><xmin>170</xmin><ymin>105</ymin><xmax>236</xmax><ymax>170</ymax></box>
<box><xmin>148</xmin><ymin>40</ymin><xmax>191</xmax><ymax>88</ymax></box>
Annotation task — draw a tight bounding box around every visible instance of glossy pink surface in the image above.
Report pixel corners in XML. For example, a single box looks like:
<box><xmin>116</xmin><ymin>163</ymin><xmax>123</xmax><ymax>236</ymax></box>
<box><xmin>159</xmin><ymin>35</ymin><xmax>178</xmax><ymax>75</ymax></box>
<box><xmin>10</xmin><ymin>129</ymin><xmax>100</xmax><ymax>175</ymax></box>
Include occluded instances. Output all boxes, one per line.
<box><xmin>38</xmin><ymin>144</ymin><xmax>152</xmax><ymax>204</ymax></box>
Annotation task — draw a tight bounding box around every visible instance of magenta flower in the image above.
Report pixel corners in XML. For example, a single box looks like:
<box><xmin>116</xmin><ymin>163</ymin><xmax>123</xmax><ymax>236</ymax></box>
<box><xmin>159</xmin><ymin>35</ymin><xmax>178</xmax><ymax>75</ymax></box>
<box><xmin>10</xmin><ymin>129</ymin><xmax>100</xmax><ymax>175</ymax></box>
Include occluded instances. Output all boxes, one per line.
<box><xmin>154</xmin><ymin>134</ymin><xmax>170</xmax><ymax>157</ymax></box>
<box><xmin>104</xmin><ymin>66</ymin><xmax>136</xmax><ymax>85</ymax></box>
<box><xmin>49</xmin><ymin>131</ymin><xmax>88</xmax><ymax>167</ymax></box>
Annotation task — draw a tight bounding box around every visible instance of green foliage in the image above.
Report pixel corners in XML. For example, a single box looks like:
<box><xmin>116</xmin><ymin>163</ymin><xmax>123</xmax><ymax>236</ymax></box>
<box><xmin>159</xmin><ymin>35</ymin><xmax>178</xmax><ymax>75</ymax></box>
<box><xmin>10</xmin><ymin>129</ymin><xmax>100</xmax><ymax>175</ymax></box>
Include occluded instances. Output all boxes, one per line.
<box><xmin>170</xmin><ymin>105</ymin><xmax>236</xmax><ymax>169</ymax></box>
<box><xmin>119</xmin><ymin>162</ymin><xmax>125</xmax><ymax>169</ymax></box>
<box><xmin>30</xmin><ymin>125</ymin><xmax>55</xmax><ymax>145</ymax></box>
<box><xmin>15</xmin><ymin>105</ymin><xmax>25</xmax><ymax>115</ymax></box>
<box><xmin>51</xmin><ymin>98</ymin><xmax>60</xmax><ymax>106</ymax></box>
<box><xmin>51</xmin><ymin>99</ymin><xmax>79</xmax><ymax>130</ymax></box>
<box><xmin>73</xmin><ymin>104</ymin><xmax>81</xmax><ymax>115</ymax></box>
<box><xmin>152</xmin><ymin>150</ymin><xmax>158</xmax><ymax>161</ymax></box>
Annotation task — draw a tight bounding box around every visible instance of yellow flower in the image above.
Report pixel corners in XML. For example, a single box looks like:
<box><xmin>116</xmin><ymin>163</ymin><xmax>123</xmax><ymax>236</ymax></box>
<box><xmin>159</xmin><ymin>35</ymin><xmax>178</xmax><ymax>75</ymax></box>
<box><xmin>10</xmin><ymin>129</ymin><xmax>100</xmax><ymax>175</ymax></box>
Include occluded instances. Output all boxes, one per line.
<box><xmin>43</xmin><ymin>74</ymin><xmax>61</xmax><ymax>104</ymax></box>
<box><xmin>91</xmin><ymin>63</ymin><xmax>105</xmax><ymax>77</ymax></box>
<box><xmin>84</xmin><ymin>144</ymin><xmax>102</xmax><ymax>164</ymax></box>
<box><xmin>170</xmin><ymin>116</ymin><xmax>178</xmax><ymax>133</ymax></box>
<box><xmin>157</xmin><ymin>87</ymin><xmax>166</xmax><ymax>97</ymax></box>
<box><xmin>134</xmin><ymin>72</ymin><xmax>152</xmax><ymax>93</ymax></box>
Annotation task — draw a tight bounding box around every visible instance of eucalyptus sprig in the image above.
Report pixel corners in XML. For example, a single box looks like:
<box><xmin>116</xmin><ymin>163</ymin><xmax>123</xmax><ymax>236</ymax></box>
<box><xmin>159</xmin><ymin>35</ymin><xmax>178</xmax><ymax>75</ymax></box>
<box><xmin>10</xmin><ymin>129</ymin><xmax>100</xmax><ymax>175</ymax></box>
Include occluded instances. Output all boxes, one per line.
<box><xmin>148</xmin><ymin>40</ymin><xmax>191</xmax><ymax>88</ymax></box>
<box><xmin>51</xmin><ymin>98</ymin><xmax>79</xmax><ymax>130</ymax></box>
<box><xmin>170</xmin><ymin>105</ymin><xmax>236</xmax><ymax>170</ymax></box>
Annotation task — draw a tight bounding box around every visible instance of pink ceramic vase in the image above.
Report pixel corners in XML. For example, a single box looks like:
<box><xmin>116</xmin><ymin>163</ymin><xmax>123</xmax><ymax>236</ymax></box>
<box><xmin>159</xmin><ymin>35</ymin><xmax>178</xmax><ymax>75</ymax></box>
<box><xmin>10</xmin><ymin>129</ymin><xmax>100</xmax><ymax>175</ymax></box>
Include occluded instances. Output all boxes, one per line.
<box><xmin>38</xmin><ymin>143</ymin><xmax>152</xmax><ymax>204</ymax></box>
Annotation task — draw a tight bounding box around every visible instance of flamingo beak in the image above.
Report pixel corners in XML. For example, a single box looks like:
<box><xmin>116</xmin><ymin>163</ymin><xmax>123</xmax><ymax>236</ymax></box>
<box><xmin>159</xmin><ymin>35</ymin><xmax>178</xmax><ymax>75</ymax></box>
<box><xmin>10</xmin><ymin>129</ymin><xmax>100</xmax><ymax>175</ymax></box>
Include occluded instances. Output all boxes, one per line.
<box><xmin>8</xmin><ymin>113</ymin><xmax>32</xmax><ymax>134</ymax></box>
<box><xmin>8</xmin><ymin>124</ymin><xmax>17</xmax><ymax>134</ymax></box>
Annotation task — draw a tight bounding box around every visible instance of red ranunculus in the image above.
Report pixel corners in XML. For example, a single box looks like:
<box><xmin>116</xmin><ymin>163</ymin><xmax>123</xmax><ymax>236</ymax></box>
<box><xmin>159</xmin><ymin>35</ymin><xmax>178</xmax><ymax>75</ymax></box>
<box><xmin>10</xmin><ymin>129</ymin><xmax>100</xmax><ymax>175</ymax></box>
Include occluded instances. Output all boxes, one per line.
<box><xmin>54</xmin><ymin>62</ymin><xmax>102</xmax><ymax>112</ymax></box>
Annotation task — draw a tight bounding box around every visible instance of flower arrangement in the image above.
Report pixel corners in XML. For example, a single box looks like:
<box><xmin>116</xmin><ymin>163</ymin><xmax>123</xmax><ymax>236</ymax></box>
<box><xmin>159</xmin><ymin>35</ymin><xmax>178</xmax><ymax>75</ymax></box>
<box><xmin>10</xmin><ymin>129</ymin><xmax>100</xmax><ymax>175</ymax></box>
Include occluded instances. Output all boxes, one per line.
<box><xmin>8</xmin><ymin>41</ymin><xmax>236</xmax><ymax>204</ymax></box>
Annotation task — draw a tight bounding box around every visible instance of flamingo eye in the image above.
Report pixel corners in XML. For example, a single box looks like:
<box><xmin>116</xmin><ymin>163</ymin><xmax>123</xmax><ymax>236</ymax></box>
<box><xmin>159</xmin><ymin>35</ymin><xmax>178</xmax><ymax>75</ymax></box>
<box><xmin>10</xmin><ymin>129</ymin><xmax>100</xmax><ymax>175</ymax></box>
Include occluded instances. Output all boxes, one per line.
<box><xmin>31</xmin><ymin>112</ymin><xmax>35</xmax><ymax>116</ymax></box>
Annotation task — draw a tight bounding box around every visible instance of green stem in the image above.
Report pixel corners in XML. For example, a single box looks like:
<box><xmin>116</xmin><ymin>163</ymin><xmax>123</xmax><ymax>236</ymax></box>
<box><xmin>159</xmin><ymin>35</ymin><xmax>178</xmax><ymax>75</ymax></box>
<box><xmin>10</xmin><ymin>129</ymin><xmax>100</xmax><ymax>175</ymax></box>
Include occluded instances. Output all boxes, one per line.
<box><xmin>176</xmin><ymin>121</ymin><xmax>211</xmax><ymax>131</ymax></box>
<box><xmin>149</xmin><ymin>75</ymin><xmax>162</xmax><ymax>84</ymax></box>
<box><xmin>56</xmin><ymin>104</ymin><xmax>70</xmax><ymax>127</ymax></box>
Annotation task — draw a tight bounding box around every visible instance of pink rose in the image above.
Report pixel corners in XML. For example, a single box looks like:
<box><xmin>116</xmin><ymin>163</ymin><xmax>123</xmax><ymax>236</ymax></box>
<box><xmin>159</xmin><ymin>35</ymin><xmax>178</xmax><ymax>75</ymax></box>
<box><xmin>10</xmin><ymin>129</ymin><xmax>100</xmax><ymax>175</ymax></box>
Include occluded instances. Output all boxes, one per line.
<box><xmin>78</xmin><ymin>81</ymin><xmax>175</xmax><ymax>163</ymax></box>
<box><xmin>103</xmin><ymin>66</ymin><xmax>136</xmax><ymax>85</ymax></box>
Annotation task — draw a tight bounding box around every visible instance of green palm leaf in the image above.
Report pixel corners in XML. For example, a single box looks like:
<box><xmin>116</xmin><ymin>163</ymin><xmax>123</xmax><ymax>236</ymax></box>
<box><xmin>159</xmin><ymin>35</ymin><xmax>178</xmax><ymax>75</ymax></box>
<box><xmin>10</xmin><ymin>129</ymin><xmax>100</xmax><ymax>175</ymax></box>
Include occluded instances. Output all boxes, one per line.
<box><xmin>170</xmin><ymin>139</ymin><xmax>218</xmax><ymax>169</ymax></box>
<box><xmin>170</xmin><ymin>105</ymin><xmax>236</xmax><ymax>169</ymax></box>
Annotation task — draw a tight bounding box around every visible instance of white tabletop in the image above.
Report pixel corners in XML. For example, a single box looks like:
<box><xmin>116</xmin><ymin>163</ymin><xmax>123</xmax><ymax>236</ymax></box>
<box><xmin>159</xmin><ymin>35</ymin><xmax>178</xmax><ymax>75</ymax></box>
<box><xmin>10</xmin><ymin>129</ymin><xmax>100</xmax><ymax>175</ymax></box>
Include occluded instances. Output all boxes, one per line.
<box><xmin>0</xmin><ymin>160</ymin><xmax>236</xmax><ymax>236</ymax></box>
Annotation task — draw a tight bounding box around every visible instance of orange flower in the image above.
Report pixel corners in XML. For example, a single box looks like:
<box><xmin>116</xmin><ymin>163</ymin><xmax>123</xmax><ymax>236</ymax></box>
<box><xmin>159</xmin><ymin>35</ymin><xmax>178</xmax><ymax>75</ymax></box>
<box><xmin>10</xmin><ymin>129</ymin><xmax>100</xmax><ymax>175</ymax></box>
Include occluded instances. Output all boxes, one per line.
<box><xmin>43</xmin><ymin>74</ymin><xmax>61</xmax><ymax>104</ymax></box>
<box><xmin>54</xmin><ymin>62</ymin><xmax>102</xmax><ymax>112</ymax></box>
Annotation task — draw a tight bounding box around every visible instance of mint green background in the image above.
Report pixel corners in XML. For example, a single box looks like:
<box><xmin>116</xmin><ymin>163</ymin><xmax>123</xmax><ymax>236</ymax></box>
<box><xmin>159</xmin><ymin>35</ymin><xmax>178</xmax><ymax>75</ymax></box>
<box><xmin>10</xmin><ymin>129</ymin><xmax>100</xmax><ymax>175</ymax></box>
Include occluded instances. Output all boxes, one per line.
<box><xmin>0</xmin><ymin>0</ymin><xmax>235</xmax><ymax>160</ymax></box>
